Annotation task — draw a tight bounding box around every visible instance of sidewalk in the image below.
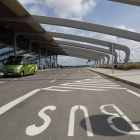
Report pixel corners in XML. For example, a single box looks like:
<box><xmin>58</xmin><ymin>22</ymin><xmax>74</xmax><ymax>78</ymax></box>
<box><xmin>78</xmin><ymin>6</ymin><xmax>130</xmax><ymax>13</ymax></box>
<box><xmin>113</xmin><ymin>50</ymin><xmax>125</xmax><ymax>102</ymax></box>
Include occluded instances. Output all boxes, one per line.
<box><xmin>86</xmin><ymin>67</ymin><xmax>140</xmax><ymax>89</ymax></box>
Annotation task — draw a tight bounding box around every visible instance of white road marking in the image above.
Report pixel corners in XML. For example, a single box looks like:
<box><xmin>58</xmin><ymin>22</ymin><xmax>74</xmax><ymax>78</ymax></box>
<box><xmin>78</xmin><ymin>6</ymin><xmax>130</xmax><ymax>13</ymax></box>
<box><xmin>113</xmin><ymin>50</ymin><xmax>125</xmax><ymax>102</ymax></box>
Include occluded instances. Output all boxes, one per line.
<box><xmin>68</xmin><ymin>105</ymin><xmax>79</xmax><ymax>136</ymax></box>
<box><xmin>74</xmin><ymin>81</ymin><xmax>114</xmax><ymax>84</ymax></box>
<box><xmin>52</xmin><ymin>86</ymin><xmax>107</xmax><ymax>91</ymax></box>
<box><xmin>12</xmin><ymin>79</ymin><xmax>17</xmax><ymax>81</ymax></box>
<box><xmin>86</xmin><ymin>69</ymin><xmax>101</xmax><ymax>78</ymax></box>
<box><xmin>79</xmin><ymin>105</ymin><xmax>94</xmax><ymax>137</ymax></box>
<box><xmin>0</xmin><ymin>89</ymin><xmax>41</xmax><ymax>115</ymax></box>
<box><xmin>26</xmin><ymin>106</ymin><xmax>56</xmax><ymax>136</ymax></box>
<box><xmin>61</xmin><ymin>84</ymin><xmax>121</xmax><ymax>87</ymax></box>
<box><xmin>59</xmin><ymin>85</ymin><xmax>125</xmax><ymax>89</ymax></box>
<box><xmin>62</xmin><ymin>83</ymin><xmax>117</xmax><ymax>86</ymax></box>
<box><xmin>100</xmin><ymin>104</ymin><xmax>140</xmax><ymax>135</ymax></box>
<box><xmin>0</xmin><ymin>81</ymin><xmax>6</xmax><ymax>84</ymax></box>
<box><xmin>50</xmin><ymin>79</ymin><xmax>56</xmax><ymax>83</ymax></box>
<box><xmin>68</xmin><ymin>105</ymin><xmax>93</xmax><ymax>137</ymax></box>
<box><xmin>63</xmin><ymin>74</ymin><xmax>66</xmax><ymax>76</ymax></box>
<box><xmin>42</xmin><ymin>88</ymin><xmax>71</xmax><ymax>92</ymax></box>
<box><xmin>127</xmin><ymin>90</ymin><xmax>140</xmax><ymax>97</ymax></box>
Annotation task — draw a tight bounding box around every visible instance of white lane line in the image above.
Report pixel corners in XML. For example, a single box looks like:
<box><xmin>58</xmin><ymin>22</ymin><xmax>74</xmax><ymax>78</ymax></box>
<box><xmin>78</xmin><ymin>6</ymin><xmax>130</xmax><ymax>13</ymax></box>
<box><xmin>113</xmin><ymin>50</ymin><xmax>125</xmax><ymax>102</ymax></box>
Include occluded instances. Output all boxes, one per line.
<box><xmin>61</xmin><ymin>84</ymin><xmax>121</xmax><ymax>87</ymax></box>
<box><xmin>12</xmin><ymin>79</ymin><xmax>17</xmax><ymax>81</ymax></box>
<box><xmin>127</xmin><ymin>90</ymin><xmax>140</xmax><ymax>97</ymax></box>
<box><xmin>0</xmin><ymin>81</ymin><xmax>6</xmax><ymax>84</ymax></box>
<box><xmin>59</xmin><ymin>85</ymin><xmax>125</xmax><ymax>89</ymax></box>
<box><xmin>63</xmin><ymin>74</ymin><xmax>66</xmax><ymax>76</ymax></box>
<box><xmin>0</xmin><ymin>89</ymin><xmax>41</xmax><ymax>115</ymax></box>
<box><xmin>51</xmin><ymin>86</ymin><xmax>107</xmax><ymax>91</ymax></box>
<box><xmin>50</xmin><ymin>79</ymin><xmax>56</xmax><ymax>83</ymax></box>
<box><xmin>74</xmin><ymin>81</ymin><xmax>111</xmax><ymax>84</ymax></box>
<box><xmin>42</xmin><ymin>88</ymin><xmax>71</xmax><ymax>92</ymax></box>
<box><xmin>86</xmin><ymin>69</ymin><xmax>101</xmax><ymax>78</ymax></box>
<box><xmin>62</xmin><ymin>83</ymin><xmax>117</xmax><ymax>86</ymax></box>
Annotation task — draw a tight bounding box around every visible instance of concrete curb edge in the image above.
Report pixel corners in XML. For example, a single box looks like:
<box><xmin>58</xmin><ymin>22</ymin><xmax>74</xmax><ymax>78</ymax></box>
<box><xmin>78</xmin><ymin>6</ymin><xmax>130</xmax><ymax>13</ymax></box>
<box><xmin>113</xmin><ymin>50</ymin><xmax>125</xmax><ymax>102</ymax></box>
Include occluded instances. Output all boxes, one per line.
<box><xmin>86</xmin><ymin>68</ymin><xmax>140</xmax><ymax>90</ymax></box>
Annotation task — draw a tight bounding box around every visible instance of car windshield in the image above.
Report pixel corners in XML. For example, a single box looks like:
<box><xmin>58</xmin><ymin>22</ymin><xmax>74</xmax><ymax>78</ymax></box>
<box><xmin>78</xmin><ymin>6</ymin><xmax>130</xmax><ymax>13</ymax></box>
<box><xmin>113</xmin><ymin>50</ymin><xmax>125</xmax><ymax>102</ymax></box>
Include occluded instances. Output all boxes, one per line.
<box><xmin>5</xmin><ymin>56</ymin><xmax>24</xmax><ymax>65</ymax></box>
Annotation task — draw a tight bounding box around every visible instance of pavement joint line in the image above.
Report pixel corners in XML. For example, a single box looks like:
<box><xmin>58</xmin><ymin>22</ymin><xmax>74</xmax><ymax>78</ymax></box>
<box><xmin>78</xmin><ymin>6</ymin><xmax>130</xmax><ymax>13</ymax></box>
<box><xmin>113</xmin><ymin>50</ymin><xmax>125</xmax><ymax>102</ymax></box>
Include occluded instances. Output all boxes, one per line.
<box><xmin>86</xmin><ymin>68</ymin><xmax>140</xmax><ymax>90</ymax></box>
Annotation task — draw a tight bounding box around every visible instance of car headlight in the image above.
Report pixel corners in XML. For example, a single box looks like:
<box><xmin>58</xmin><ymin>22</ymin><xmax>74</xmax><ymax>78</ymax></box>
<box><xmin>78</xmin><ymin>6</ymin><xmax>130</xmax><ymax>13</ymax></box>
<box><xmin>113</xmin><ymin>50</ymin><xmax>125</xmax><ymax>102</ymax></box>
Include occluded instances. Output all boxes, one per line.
<box><xmin>3</xmin><ymin>69</ymin><xmax>6</xmax><ymax>72</ymax></box>
<box><xmin>13</xmin><ymin>69</ymin><xmax>19</xmax><ymax>72</ymax></box>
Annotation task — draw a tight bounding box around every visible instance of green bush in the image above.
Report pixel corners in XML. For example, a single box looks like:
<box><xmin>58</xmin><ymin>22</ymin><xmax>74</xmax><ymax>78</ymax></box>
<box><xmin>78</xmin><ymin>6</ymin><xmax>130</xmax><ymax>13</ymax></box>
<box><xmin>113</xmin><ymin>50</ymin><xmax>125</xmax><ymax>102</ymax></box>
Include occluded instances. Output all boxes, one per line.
<box><xmin>99</xmin><ymin>63</ymin><xmax>140</xmax><ymax>70</ymax></box>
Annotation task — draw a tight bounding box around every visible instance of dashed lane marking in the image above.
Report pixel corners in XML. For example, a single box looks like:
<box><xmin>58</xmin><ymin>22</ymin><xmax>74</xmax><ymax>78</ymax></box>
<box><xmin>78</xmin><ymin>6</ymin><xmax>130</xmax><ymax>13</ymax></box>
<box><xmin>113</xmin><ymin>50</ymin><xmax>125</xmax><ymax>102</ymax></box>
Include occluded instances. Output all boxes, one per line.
<box><xmin>50</xmin><ymin>79</ymin><xmax>56</xmax><ymax>83</ymax></box>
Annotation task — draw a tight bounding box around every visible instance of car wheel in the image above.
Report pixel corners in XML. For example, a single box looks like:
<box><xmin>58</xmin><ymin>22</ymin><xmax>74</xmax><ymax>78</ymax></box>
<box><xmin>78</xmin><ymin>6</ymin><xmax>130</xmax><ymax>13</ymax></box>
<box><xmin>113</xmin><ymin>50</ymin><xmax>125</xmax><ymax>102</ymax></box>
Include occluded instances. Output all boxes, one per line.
<box><xmin>20</xmin><ymin>71</ymin><xmax>24</xmax><ymax>77</ymax></box>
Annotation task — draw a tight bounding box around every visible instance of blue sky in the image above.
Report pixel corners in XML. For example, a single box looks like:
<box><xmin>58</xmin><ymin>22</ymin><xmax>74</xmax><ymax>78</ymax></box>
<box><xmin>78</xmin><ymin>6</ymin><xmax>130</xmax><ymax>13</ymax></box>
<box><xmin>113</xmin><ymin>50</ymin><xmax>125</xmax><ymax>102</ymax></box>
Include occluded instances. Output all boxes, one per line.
<box><xmin>18</xmin><ymin>0</ymin><xmax>140</xmax><ymax>65</ymax></box>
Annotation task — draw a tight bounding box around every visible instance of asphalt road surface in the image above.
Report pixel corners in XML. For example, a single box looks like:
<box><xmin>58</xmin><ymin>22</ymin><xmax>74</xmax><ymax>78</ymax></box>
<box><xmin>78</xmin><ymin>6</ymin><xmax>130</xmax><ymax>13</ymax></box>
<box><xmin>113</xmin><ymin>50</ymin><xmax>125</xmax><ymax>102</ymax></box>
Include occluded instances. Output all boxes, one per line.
<box><xmin>0</xmin><ymin>68</ymin><xmax>140</xmax><ymax>140</ymax></box>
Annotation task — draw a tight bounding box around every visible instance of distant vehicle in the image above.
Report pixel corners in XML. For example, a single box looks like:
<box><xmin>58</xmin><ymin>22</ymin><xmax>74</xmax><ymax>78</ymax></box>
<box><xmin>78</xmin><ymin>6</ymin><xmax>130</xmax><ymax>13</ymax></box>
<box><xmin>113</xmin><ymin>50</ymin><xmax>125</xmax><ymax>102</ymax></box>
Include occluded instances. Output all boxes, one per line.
<box><xmin>3</xmin><ymin>55</ymin><xmax>38</xmax><ymax>77</ymax></box>
<box><xmin>61</xmin><ymin>66</ymin><xmax>65</xmax><ymax>69</ymax></box>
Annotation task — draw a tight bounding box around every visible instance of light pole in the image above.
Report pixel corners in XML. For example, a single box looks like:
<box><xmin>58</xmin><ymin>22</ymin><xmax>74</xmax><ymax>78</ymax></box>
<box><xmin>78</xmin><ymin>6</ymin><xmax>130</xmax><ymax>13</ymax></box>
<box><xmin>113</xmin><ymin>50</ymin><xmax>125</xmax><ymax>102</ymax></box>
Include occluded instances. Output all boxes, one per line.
<box><xmin>118</xmin><ymin>37</ymin><xmax>120</xmax><ymax>63</ymax></box>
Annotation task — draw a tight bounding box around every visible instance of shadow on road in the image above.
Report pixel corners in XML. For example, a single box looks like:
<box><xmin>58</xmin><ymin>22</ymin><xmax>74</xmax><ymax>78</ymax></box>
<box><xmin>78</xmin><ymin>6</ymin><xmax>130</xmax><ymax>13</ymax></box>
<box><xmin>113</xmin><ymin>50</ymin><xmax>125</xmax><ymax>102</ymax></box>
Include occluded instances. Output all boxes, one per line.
<box><xmin>80</xmin><ymin>115</ymin><xmax>132</xmax><ymax>136</ymax></box>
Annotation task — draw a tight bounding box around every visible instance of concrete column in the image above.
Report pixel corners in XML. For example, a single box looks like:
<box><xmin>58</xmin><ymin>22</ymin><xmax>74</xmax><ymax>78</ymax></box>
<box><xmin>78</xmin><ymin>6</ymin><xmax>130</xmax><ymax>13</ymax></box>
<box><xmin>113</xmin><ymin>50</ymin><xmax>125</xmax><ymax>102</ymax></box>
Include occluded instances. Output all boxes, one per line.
<box><xmin>29</xmin><ymin>41</ymin><xmax>32</xmax><ymax>54</ymax></box>
<box><xmin>53</xmin><ymin>54</ymin><xmax>55</xmax><ymax>68</ymax></box>
<box><xmin>39</xmin><ymin>46</ymin><xmax>41</xmax><ymax>70</ymax></box>
<box><xmin>50</xmin><ymin>51</ymin><xmax>52</xmax><ymax>69</ymax></box>
<box><xmin>13</xmin><ymin>32</ymin><xmax>18</xmax><ymax>55</ymax></box>
<box><xmin>45</xmin><ymin>50</ymin><xmax>48</xmax><ymax>69</ymax></box>
<box><xmin>56</xmin><ymin>55</ymin><xmax>58</xmax><ymax>68</ymax></box>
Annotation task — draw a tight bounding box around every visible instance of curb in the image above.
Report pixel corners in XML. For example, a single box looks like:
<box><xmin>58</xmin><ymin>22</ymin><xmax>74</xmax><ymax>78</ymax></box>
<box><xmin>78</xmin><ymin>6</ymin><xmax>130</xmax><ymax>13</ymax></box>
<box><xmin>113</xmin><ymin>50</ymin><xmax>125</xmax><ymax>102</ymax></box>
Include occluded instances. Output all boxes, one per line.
<box><xmin>86</xmin><ymin>68</ymin><xmax>140</xmax><ymax>90</ymax></box>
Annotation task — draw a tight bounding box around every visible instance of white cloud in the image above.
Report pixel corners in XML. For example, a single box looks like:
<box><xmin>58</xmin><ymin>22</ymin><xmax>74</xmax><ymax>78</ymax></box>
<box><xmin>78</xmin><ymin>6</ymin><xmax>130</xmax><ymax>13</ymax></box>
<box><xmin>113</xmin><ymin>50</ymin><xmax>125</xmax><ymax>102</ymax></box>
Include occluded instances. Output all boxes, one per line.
<box><xmin>88</xmin><ymin>32</ymin><xmax>117</xmax><ymax>42</ymax></box>
<box><xmin>27</xmin><ymin>5</ymin><xmax>47</xmax><ymax>16</ymax></box>
<box><xmin>18</xmin><ymin>0</ymin><xmax>43</xmax><ymax>5</ymax></box>
<box><xmin>19</xmin><ymin>0</ymin><xmax>96</xmax><ymax>20</ymax></box>
<box><xmin>44</xmin><ymin>0</ymin><xmax>96</xmax><ymax>20</ymax></box>
<box><xmin>116</xmin><ymin>25</ymin><xmax>136</xmax><ymax>32</ymax></box>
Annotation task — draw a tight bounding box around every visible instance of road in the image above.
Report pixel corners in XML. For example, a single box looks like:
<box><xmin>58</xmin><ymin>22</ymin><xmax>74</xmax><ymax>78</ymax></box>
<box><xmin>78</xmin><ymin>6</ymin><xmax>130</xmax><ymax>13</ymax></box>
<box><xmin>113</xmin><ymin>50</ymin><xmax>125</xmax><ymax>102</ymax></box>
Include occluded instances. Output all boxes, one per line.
<box><xmin>0</xmin><ymin>68</ymin><xmax>140</xmax><ymax>140</ymax></box>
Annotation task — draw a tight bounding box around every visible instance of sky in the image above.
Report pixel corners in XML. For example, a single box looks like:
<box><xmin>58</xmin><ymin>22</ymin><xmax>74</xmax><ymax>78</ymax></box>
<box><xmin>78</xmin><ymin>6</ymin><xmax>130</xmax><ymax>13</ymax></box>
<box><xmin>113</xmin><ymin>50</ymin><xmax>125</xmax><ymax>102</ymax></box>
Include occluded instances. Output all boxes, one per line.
<box><xmin>18</xmin><ymin>0</ymin><xmax>140</xmax><ymax>66</ymax></box>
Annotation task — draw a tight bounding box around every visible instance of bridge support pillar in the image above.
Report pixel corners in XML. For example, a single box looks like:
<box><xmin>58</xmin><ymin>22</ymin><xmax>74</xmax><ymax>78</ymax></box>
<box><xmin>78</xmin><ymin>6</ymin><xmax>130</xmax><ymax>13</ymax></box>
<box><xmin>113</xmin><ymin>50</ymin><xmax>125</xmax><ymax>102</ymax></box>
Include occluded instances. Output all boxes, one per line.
<box><xmin>29</xmin><ymin>41</ymin><xmax>32</xmax><ymax>54</ymax></box>
<box><xmin>45</xmin><ymin>50</ymin><xmax>48</xmax><ymax>69</ymax></box>
<box><xmin>53</xmin><ymin>54</ymin><xmax>55</xmax><ymax>68</ymax></box>
<box><xmin>56</xmin><ymin>55</ymin><xmax>58</xmax><ymax>68</ymax></box>
<box><xmin>13</xmin><ymin>32</ymin><xmax>18</xmax><ymax>55</ymax></box>
<box><xmin>39</xmin><ymin>46</ymin><xmax>41</xmax><ymax>70</ymax></box>
<box><xmin>50</xmin><ymin>51</ymin><xmax>52</xmax><ymax>69</ymax></box>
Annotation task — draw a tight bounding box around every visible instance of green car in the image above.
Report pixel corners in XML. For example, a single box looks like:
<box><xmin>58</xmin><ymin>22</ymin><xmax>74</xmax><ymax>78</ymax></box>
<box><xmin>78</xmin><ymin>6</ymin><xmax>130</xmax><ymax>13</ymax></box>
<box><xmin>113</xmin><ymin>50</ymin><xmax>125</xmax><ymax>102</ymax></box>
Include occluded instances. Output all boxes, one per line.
<box><xmin>3</xmin><ymin>55</ymin><xmax>38</xmax><ymax>77</ymax></box>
